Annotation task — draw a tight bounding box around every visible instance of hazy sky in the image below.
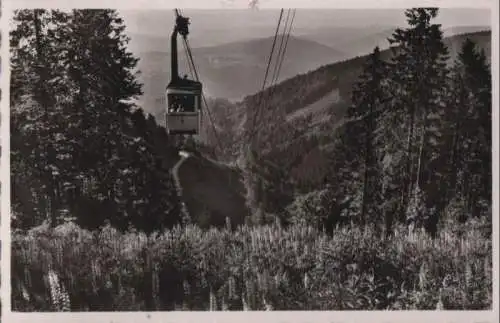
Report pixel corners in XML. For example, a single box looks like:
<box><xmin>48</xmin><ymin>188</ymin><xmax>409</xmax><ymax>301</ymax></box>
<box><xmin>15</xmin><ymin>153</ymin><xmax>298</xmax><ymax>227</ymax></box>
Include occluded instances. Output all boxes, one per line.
<box><xmin>120</xmin><ymin>8</ymin><xmax>491</xmax><ymax>36</ymax></box>
<box><xmin>11</xmin><ymin>0</ymin><xmax>495</xmax><ymax>9</ymax></box>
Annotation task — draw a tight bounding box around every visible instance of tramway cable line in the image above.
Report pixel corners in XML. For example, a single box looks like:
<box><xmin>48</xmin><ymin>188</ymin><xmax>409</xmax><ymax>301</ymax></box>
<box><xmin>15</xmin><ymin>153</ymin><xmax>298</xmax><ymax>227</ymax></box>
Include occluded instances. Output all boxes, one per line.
<box><xmin>247</xmin><ymin>9</ymin><xmax>293</xmax><ymax>145</ymax></box>
<box><xmin>245</xmin><ymin>8</ymin><xmax>284</xmax><ymax>144</ymax></box>
<box><xmin>273</xmin><ymin>9</ymin><xmax>296</xmax><ymax>87</ymax></box>
<box><xmin>262</xmin><ymin>9</ymin><xmax>295</xmax><ymax>125</ymax></box>
<box><xmin>270</xmin><ymin>9</ymin><xmax>292</xmax><ymax>86</ymax></box>
<box><xmin>246</xmin><ymin>8</ymin><xmax>296</xmax><ymax>145</ymax></box>
<box><xmin>165</xmin><ymin>9</ymin><xmax>295</xmax><ymax>161</ymax></box>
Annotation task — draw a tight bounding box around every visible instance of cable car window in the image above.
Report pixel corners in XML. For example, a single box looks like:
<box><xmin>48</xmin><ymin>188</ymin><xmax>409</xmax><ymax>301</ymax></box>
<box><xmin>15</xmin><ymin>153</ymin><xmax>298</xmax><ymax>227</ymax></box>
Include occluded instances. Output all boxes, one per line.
<box><xmin>168</xmin><ymin>93</ymin><xmax>197</xmax><ymax>113</ymax></box>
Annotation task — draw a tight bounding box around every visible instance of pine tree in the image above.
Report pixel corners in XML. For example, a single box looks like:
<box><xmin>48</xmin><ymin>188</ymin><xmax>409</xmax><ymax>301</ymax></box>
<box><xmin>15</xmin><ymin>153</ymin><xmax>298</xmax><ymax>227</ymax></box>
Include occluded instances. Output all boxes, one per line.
<box><xmin>65</xmin><ymin>9</ymin><xmax>141</xmax><ymax>173</ymax></box>
<box><xmin>10</xmin><ymin>9</ymin><xmax>73</xmax><ymax>227</ymax></box>
<box><xmin>447</xmin><ymin>38</ymin><xmax>491</xmax><ymax>223</ymax></box>
<box><xmin>388</xmin><ymin>8</ymin><xmax>450</xmax><ymax>235</ymax></box>
<box><xmin>332</xmin><ymin>119</ymin><xmax>364</xmax><ymax>226</ymax></box>
<box><xmin>11</xmin><ymin>9</ymin><xmax>182</xmax><ymax>232</ymax></box>
<box><xmin>349</xmin><ymin>46</ymin><xmax>390</xmax><ymax>232</ymax></box>
<box><xmin>242</xmin><ymin>145</ymin><xmax>264</xmax><ymax>225</ymax></box>
<box><xmin>60</xmin><ymin>9</ymin><xmax>144</xmax><ymax>229</ymax></box>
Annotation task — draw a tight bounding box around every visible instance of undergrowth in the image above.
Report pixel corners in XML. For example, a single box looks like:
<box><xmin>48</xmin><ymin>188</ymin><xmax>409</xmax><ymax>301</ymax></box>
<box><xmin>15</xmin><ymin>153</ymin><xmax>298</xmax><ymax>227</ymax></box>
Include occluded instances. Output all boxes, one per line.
<box><xmin>11</xmin><ymin>219</ymin><xmax>492</xmax><ymax>311</ymax></box>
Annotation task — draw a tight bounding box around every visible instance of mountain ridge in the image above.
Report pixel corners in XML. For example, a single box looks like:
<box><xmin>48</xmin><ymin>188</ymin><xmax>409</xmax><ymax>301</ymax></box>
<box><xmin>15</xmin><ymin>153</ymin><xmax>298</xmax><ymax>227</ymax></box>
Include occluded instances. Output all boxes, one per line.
<box><xmin>196</xmin><ymin>30</ymin><xmax>492</xmax><ymax>193</ymax></box>
<box><xmin>138</xmin><ymin>34</ymin><xmax>348</xmax><ymax>119</ymax></box>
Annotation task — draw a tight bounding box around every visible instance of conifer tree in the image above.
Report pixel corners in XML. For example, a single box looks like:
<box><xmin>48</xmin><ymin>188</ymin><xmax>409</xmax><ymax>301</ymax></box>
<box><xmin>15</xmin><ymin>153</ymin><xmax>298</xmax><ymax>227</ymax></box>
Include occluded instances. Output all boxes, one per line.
<box><xmin>447</xmin><ymin>38</ymin><xmax>491</xmax><ymax>223</ymax></box>
<box><xmin>334</xmin><ymin>118</ymin><xmax>365</xmax><ymax>226</ymax></box>
<box><xmin>11</xmin><ymin>9</ymin><xmax>182</xmax><ymax>232</ymax></box>
<box><xmin>349</xmin><ymin>46</ymin><xmax>390</xmax><ymax>232</ymax></box>
<box><xmin>388</xmin><ymin>8</ymin><xmax>450</xmax><ymax>235</ymax></box>
<box><xmin>10</xmin><ymin>9</ymin><xmax>72</xmax><ymax>227</ymax></box>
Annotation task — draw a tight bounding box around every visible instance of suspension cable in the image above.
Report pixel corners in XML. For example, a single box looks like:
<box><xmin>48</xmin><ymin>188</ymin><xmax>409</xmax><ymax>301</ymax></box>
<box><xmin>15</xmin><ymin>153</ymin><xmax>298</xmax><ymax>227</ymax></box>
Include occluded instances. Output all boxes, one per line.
<box><xmin>263</xmin><ymin>9</ymin><xmax>296</xmax><ymax>108</ymax></box>
<box><xmin>258</xmin><ymin>9</ymin><xmax>292</xmax><ymax>130</ymax></box>
<box><xmin>270</xmin><ymin>9</ymin><xmax>291</xmax><ymax>86</ymax></box>
<box><xmin>183</xmin><ymin>36</ymin><xmax>223</xmax><ymax>149</ymax></box>
<box><xmin>174</xmin><ymin>9</ymin><xmax>224</xmax><ymax>155</ymax></box>
<box><xmin>246</xmin><ymin>9</ymin><xmax>295</xmax><ymax>144</ymax></box>
<box><xmin>274</xmin><ymin>9</ymin><xmax>296</xmax><ymax>86</ymax></box>
<box><xmin>246</xmin><ymin>8</ymin><xmax>284</xmax><ymax>143</ymax></box>
<box><xmin>181</xmin><ymin>35</ymin><xmax>195</xmax><ymax>79</ymax></box>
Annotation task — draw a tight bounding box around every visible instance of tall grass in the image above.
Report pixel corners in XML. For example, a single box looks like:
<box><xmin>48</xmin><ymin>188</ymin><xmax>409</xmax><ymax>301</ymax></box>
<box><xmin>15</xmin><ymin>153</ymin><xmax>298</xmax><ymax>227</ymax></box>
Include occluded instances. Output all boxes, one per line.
<box><xmin>11</xmin><ymin>218</ymin><xmax>492</xmax><ymax>311</ymax></box>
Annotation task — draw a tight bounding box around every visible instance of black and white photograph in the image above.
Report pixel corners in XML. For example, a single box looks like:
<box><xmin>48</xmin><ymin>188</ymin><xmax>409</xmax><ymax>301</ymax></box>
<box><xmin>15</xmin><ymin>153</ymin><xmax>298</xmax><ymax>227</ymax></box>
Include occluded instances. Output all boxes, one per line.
<box><xmin>1</xmin><ymin>0</ymin><xmax>5</xmax><ymax>320</ymax></box>
<box><xmin>4</xmin><ymin>0</ymin><xmax>498</xmax><ymax>317</ymax></box>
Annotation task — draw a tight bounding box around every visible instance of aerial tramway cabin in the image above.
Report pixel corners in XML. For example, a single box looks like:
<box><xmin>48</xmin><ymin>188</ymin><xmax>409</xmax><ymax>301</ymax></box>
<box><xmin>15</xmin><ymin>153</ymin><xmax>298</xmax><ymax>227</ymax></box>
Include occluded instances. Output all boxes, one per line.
<box><xmin>165</xmin><ymin>14</ymin><xmax>203</xmax><ymax>135</ymax></box>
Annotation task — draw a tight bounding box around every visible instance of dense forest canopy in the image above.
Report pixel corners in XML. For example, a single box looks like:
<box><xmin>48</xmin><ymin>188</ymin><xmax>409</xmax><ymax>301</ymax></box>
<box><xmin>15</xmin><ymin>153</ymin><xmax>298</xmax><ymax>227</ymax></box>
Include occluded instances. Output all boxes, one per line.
<box><xmin>10</xmin><ymin>9</ymin><xmax>182</xmax><ymax>232</ymax></box>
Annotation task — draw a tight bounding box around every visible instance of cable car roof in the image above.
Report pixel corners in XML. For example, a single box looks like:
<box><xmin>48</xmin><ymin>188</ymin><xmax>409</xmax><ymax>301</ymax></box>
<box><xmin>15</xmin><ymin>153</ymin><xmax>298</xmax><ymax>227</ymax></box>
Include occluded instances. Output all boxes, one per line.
<box><xmin>167</xmin><ymin>77</ymin><xmax>202</xmax><ymax>91</ymax></box>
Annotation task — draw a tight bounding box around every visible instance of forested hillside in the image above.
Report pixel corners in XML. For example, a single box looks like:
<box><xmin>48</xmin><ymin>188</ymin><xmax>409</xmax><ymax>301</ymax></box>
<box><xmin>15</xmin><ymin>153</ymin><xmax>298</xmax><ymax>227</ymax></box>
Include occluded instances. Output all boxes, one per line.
<box><xmin>10</xmin><ymin>9</ymin><xmax>183</xmax><ymax>232</ymax></box>
<box><xmin>10</xmin><ymin>8</ymin><xmax>493</xmax><ymax>311</ymax></box>
<box><xmin>139</xmin><ymin>34</ymin><xmax>347</xmax><ymax>120</ymax></box>
<box><xmin>206</xmin><ymin>28</ymin><xmax>492</xmax><ymax>200</ymax></box>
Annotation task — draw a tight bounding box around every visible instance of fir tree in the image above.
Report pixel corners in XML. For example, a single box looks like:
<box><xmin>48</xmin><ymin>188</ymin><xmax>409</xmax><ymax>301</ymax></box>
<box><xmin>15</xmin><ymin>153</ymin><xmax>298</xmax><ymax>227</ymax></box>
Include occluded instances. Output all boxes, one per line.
<box><xmin>388</xmin><ymin>8</ymin><xmax>450</xmax><ymax>236</ymax></box>
<box><xmin>11</xmin><ymin>9</ymin><xmax>182</xmax><ymax>232</ymax></box>
<box><xmin>447</xmin><ymin>38</ymin><xmax>491</xmax><ymax>223</ymax></box>
<box><xmin>349</xmin><ymin>46</ymin><xmax>390</xmax><ymax>232</ymax></box>
<box><xmin>10</xmin><ymin>9</ymin><xmax>73</xmax><ymax>227</ymax></box>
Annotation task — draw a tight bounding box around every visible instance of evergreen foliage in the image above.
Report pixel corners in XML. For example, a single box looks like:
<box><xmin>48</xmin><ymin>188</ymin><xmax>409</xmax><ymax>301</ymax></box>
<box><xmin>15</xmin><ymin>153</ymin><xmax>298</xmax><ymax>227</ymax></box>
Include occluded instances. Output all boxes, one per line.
<box><xmin>10</xmin><ymin>9</ymin><xmax>182</xmax><ymax>233</ymax></box>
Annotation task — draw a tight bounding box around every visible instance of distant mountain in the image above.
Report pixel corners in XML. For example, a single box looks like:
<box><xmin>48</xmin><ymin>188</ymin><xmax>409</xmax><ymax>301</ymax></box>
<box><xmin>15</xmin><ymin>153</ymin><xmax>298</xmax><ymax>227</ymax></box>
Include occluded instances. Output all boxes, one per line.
<box><xmin>126</xmin><ymin>25</ymin><xmax>282</xmax><ymax>53</ymax></box>
<box><xmin>443</xmin><ymin>25</ymin><xmax>491</xmax><ymax>37</ymax></box>
<box><xmin>202</xmin><ymin>30</ymin><xmax>492</xmax><ymax>189</ymax></box>
<box><xmin>444</xmin><ymin>30</ymin><xmax>491</xmax><ymax>64</ymax></box>
<box><xmin>192</xmin><ymin>35</ymin><xmax>347</xmax><ymax>97</ymax></box>
<box><xmin>295</xmin><ymin>25</ymin><xmax>397</xmax><ymax>57</ymax></box>
<box><xmin>121</xmin><ymin>9</ymin><xmax>408</xmax><ymax>52</ymax></box>
<box><xmin>134</xmin><ymin>26</ymin><xmax>492</xmax><ymax>125</ymax></box>
<box><xmin>266</xmin><ymin>30</ymin><xmax>492</xmax><ymax>125</ymax></box>
<box><xmin>136</xmin><ymin>34</ymin><xmax>347</xmax><ymax>121</ymax></box>
<box><xmin>159</xmin><ymin>30</ymin><xmax>493</xmax><ymax>222</ymax></box>
<box><xmin>126</xmin><ymin>25</ymin><xmax>400</xmax><ymax>58</ymax></box>
<box><xmin>297</xmin><ymin>25</ymin><xmax>492</xmax><ymax>59</ymax></box>
<box><xmin>249</xmin><ymin>30</ymin><xmax>492</xmax><ymax>136</ymax></box>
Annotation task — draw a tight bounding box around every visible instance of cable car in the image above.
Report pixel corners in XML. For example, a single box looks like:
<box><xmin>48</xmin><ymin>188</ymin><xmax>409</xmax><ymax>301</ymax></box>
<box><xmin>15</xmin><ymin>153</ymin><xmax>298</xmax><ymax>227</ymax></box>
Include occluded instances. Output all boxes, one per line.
<box><xmin>166</xmin><ymin>14</ymin><xmax>202</xmax><ymax>135</ymax></box>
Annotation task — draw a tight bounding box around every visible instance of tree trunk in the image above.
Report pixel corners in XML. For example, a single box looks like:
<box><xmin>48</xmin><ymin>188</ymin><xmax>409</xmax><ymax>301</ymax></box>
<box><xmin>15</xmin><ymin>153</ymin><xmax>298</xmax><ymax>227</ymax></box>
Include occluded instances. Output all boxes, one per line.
<box><xmin>361</xmin><ymin>102</ymin><xmax>376</xmax><ymax>228</ymax></box>
<box><xmin>401</xmin><ymin>102</ymin><xmax>416</xmax><ymax>223</ymax></box>
<box><xmin>34</xmin><ymin>10</ymin><xmax>58</xmax><ymax>227</ymax></box>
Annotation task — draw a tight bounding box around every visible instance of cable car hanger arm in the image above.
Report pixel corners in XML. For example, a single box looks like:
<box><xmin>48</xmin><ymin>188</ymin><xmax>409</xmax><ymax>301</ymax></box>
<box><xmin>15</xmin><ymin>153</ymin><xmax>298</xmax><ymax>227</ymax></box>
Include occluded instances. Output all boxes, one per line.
<box><xmin>171</xmin><ymin>13</ymin><xmax>190</xmax><ymax>81</ymax></box>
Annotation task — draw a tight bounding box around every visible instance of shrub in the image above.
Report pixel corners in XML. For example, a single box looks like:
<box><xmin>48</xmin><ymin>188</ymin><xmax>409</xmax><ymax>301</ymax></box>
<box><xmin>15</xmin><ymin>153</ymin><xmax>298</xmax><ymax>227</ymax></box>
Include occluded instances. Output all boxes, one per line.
<box><xmin>11</xmin><ymin>219</ymin><xmax>492</xmax><ymax>311</ymax></box>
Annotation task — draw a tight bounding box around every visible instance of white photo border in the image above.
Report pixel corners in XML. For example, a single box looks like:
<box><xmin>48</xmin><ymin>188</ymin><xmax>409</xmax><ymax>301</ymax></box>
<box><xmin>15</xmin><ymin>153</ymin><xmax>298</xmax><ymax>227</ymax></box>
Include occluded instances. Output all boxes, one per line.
<box><xmin>0</xmin><ymin>1</ymin><xmax>498</xmax><ymax>322</ymax></box>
